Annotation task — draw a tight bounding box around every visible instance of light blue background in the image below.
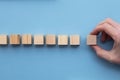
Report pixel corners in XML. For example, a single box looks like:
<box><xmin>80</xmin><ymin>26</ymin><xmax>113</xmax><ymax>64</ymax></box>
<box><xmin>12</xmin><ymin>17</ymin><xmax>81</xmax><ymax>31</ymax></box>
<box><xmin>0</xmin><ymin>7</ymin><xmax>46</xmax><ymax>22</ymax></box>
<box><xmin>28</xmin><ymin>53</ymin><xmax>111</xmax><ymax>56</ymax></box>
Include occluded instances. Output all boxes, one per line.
<box><xmin>0</xmin><ymin>0</ymin><xmax>120</xmax><ymax>80</ymax></box>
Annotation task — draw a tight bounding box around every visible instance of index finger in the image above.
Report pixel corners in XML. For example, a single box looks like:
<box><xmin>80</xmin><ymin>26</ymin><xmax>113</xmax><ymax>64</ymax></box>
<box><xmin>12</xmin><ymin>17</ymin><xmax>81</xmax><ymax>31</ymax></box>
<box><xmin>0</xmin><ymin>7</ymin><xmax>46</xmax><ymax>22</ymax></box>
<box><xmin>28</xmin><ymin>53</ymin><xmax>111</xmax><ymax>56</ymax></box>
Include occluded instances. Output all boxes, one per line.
<box><xmin>90</xmin><ymin>23</ymin><xmax>117</xmax><ymax>40</ymax></box>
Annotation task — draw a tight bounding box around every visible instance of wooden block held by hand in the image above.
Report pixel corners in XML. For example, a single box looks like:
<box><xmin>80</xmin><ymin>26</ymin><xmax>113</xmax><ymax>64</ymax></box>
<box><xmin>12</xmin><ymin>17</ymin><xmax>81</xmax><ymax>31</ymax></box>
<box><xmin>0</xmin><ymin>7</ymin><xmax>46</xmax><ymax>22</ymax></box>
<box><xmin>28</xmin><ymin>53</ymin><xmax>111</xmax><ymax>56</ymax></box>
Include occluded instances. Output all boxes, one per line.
<box><xmin>0</xmin><ymin>34</ymin><xmax>8</xmax><ymax>45</ymax></box>
<box><xmin>70</xmin><ymin>35</ymin><xmax>80</xmax><ymax>46</ymax></box>
<box><xmin>58</xmin><ymin>35</ymin><xmax>68</xmax><ymax>45</ymax></box>
<box><xmin>87</xmin><ymin>35</ymin><xmax>97</xmax><ymax>45</ymax></box>
<box><xmin>46</xmin><ymin>35</ymin><xmax>56</xmax><ymax>45</ymax></box>
<box><xmin>34</xmin><ymin>35</ymin><xmax>44</xmax><ymax>45</ymax></box>
<box><xmin>22</xmin><ymin>34</ymin><xmax>32</xmax><ymax>45</ymax></box>
<box><xmin>10</xmin><ymin>34</ymin><xmax>20</xmax><ymax>45</ymax></box>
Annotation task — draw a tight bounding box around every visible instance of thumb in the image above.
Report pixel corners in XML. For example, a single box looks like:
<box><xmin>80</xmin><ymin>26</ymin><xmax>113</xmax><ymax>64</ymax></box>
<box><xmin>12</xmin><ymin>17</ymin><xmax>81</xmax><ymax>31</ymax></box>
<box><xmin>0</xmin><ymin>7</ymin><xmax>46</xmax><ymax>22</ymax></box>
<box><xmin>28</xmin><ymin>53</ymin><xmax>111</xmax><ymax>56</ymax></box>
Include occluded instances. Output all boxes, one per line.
<box><xmin>91</xmin><ymin>45</ymin><xmax>112</xmax><ymax>62</ymax></box>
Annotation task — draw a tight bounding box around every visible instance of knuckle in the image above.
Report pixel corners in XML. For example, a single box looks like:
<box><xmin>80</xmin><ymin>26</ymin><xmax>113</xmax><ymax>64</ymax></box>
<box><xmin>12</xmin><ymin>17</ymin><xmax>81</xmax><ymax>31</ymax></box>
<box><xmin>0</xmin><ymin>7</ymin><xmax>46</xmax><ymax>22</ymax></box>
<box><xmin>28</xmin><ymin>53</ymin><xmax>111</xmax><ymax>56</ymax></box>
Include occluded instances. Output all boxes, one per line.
<box><xmin>101</xmin><ymin>23</ymin><xmax>109</xmax><ymax>30</ymax></box>
<box><xmin>103</xmin><ymin>23</ymin><xmax>110</xmax><ymax>27</ymax></box>
<box><xmin>114</xmin><ymin>32</ymin><xmax>120</xmax><ymax>42</ymax></box>
<box><xmin>106</xmin><ymin>18</ymin><xmax>112</xmax><ymax>22</ymax></box>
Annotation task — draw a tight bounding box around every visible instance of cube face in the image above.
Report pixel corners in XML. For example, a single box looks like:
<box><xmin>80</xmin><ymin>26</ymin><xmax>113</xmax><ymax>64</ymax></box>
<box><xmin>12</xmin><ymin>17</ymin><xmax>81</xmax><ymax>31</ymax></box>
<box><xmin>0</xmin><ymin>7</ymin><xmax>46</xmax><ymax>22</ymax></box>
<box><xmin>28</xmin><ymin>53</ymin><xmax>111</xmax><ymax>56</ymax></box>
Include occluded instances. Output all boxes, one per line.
<box><xmin>10</xmin><ymin>34</ymin><xmax>20</xmax><ymax>45</ymax></box>
<box><xmin>22</xmin><ymin>34</ymin><xmax>32</xmax><ymax>45</ymax></box>
<box><xmin>0</xmin><ymin>35</ymin><xmax>8</xmax><ymax>45</ymax></box>
<box><xmin>87</xmin><ymin>35</ymin><xmax>97</xmax><ymax>45</ymax></box>
<box><xmin>58</xmin><ymin>35</ymin><xmax>68</xmax><ymax>45</ymax></box>
<box><xmin>34</xmin><ymin>35</ymin><xmax>44</xmax><ymax>45</ymax></box>
<box><xmin>70</xmin><ymin>35</ymin><xmax>80</xmax><ymax>45</ymax></box>
<box><xmin>46</xmin><ymin>35</ymin><xmax>56</xmax><ymax>45</ymax></box>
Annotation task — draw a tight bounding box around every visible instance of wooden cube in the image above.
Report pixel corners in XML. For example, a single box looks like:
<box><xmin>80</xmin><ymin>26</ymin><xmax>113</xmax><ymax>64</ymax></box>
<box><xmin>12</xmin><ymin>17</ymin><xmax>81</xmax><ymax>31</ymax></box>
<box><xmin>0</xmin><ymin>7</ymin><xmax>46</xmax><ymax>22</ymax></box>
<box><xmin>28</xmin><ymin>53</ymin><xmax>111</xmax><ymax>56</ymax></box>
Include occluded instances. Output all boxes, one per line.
<box><xmin>58</xmin><ymin>35</ymin><xmax>68</xmax><ymax>45</ymax></box>
<box><xmin>0</xmin><ymin>34</ymin><xmax>8</xmax><ymax>45</ymax></box>
<box><xmin>70</xmin><ymin>35</ymin><xmax>80</xmax><ymax>45</ymax></box>
<box><xmin>34</xmin><ymin>35</ymin><xmax>44</xmax><ymax>45</ymax></box>
<box><xmin>46</xmin><ymin>35</ymin><xmax>56</xmax><ymax>45</ymax></box>
<box><xmin>87</xmin><ymin>35</ymin><xmax>97</xmax><ymax>45</ymax></box>
<box><xmin>10</xmin><ymin>34</ymin><xmax>20</xmax><ymax>45</ymax></box>
<box><xmin>22</xmin><ymin>34</ymin><xmax>32</xmax><ymax>45</ymax></box>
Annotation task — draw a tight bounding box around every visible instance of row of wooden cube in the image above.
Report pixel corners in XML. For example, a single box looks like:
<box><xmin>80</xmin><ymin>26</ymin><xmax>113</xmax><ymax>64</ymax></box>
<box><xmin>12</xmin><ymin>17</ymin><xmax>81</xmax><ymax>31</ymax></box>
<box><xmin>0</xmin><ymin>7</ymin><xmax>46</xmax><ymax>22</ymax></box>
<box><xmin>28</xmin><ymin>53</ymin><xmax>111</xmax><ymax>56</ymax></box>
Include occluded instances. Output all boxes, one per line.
<box><xmin>0</xmin><ymin>34</ymin><xmax>96</xmax><ymax>45</ymax></box>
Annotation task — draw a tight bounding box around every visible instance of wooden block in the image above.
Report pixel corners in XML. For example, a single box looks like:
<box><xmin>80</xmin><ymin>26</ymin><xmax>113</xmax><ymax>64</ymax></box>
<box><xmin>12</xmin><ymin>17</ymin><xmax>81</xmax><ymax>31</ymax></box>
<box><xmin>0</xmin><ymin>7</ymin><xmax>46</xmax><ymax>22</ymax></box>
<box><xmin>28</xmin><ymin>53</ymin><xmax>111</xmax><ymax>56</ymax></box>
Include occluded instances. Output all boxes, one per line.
<box><xmin>22</xmin><ymin>34</ymin><xmax>32</xmax><ymax>45</ymax></box>
<box><xmin>34</xmin><ymin>35</ymin><xmax>44</xmax><ymax>45</ymax></box>
<box><xmin>58</xmin><ymin>35</ymin><xmax>68</xmax><ymax>45</ymax></box>
<box><xmin>87</xmin><ymin>35</ymin><xmax>97</xmax><ymax>45</ymax></box>
<box><xmin>46</xmin><ymin>35</ymin><xmax>56</xmax><ymax>45</ymax></box>
<box><xmin>0</xmin><ymin>34</ymin><xmax>8</xmax><ymax>45</ymax></box>
<box><xmin>10</xmin><ymin>34</ymin><xmax>20</xmax><ymax>45</ymax></box>
<box><xmin>70</xmin><ymin>35</ymin><xmax>80</xmax><ymax>45</ymax></box>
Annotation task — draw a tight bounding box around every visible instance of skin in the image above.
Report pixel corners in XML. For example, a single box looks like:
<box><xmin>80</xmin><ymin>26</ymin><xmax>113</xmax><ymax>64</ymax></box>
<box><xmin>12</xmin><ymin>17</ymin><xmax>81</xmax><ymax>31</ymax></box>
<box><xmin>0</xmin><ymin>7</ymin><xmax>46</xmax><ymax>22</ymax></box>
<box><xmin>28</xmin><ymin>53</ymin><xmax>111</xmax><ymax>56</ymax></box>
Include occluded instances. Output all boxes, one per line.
<box><xmin>90</xmin><ymin>18</ymin><xmax>120</xmax><ymax>64</ymax></box>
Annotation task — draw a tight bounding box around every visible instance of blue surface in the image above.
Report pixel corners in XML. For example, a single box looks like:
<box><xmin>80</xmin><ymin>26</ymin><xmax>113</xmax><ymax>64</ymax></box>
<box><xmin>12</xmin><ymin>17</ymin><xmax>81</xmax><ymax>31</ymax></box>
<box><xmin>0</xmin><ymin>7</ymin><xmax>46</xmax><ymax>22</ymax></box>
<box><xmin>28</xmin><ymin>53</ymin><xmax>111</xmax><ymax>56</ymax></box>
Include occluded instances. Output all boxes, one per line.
<box><xmin>0</xmin><ymin>0</ymin><xmax>120</xmax><ymax>80</ymax></box>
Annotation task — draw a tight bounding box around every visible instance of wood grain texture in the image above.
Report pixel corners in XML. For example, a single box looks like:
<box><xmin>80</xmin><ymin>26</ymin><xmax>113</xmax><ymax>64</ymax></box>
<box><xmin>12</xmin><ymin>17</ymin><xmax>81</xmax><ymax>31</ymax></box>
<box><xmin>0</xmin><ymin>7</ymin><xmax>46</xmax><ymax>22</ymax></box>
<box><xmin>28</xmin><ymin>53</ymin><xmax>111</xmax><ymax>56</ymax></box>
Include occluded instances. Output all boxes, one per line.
<box><xmin>87</xmin><ymin>35</ymin><xmax>97</xmax><ymax>45</ymax></box>
<box><xmin>70</xmin><ymin>35</ymin><xmax>80</xmax><ymax>45</ymax></box>
<box><xmin>46</xmin><ymin>35</ymin><xmax>56</xmax><ymax>45</ymax></box>
<box><xmin>34</xmin><ymin>35</ymin><xmax>44</xmax><ymax>45</ymax></box>
<box><xmin>22</xmin><ymin>34</ymin><xmax>32</xmax><ymax>45</ymax></box>
<box><xmin>58</xmin><ymin>35</ymin><xmax>68</xmax><ymax>45</ymax></box>
<box><xmin>0</xmin><ymin>34</ymin><xmax>8</xmax><ymax>45</ymax></box>
<box><xmin>10</xmin><ymin>34</ymin><xmax>20</xmax><ymax>45</ymax></box>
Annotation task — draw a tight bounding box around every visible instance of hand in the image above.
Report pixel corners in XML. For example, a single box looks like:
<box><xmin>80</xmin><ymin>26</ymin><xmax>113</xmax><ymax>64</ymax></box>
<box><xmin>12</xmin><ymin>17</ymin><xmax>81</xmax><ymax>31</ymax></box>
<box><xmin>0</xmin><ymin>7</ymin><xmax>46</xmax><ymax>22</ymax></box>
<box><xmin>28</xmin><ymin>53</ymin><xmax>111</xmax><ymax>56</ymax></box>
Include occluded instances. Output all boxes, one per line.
<box><xmin>90</xmin><ymin>18</ymin><xmax>120</xmax><ymax>64</ymax></box>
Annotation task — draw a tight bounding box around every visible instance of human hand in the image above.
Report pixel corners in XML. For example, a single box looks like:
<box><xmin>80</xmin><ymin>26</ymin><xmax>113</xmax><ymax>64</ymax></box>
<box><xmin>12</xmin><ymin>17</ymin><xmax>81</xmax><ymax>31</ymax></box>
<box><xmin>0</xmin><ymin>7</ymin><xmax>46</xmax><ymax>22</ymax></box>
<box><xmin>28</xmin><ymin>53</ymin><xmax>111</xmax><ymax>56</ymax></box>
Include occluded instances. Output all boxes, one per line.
<box><xmin>90</xmin><ymin>18</ymin><xmax>120</xmax><ymax>64</ymax></box>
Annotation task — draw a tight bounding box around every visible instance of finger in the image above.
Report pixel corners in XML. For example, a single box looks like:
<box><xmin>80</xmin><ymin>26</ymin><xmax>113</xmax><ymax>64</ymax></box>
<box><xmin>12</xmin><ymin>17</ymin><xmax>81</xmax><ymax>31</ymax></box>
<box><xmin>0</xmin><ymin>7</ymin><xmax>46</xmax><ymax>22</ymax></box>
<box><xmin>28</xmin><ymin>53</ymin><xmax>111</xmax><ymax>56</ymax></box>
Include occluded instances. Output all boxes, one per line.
<box><xmin>112</xmin><ymin>42</ymin><xmax>118</xmax><ymax>49</ymax></box>
<box><xmin>91</xmin><ymin>23</ymin><xmax>117</xmax><ymax>40</ymax></box>
<box><xmin>91</xmin><ymin>45</ymin><xmax>112</xmax><ymax>62</ymax></box>
<box><xmin>99</xmin><ymin>18</ymin><xmax>120</xmax><ymax>28</ymax></box>
<box><xmin>98</xmin><ymin>19</ymin><xmax>115</xmax><ymax>41</ymax></box>
<box><xmin>92</xmin><ymin>23</ymin><xmax>114</xmax><ymax>35</ymax></box>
